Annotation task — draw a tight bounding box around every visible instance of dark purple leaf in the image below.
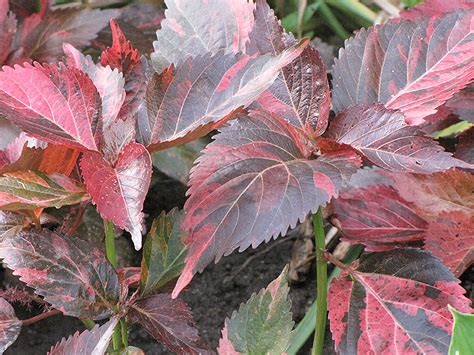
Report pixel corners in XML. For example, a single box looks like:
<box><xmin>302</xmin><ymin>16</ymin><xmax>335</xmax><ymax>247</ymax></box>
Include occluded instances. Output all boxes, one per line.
<box><xmin>173</xmin><ymin>110</ymin><xmax>361</xmax><ymax>297</ymax></box>
<box><xmin>329</xmin><ymin>249</ymin><xmax>472</xmax><ymax>354</ymax></box>
<box><xmin>80</xmin><ymin>142</ymin><xmax>152</xmax><ymax>250</ymax></box>
<box><xmin>332</xmin><ymin>10</ymin><xmax>474</xmax><ymax>125</ymax></box>
<box><xmin>0</xmin><ymin>63</ymin><xmax>101</xmax><ymax>151</ymax></box>
<box><xmin>0</xmin><ymin>0</ymin><xmax>16</xmax><ymax>66</ymax></box>
<box><xmin>128</xmin><ymin>294</ymin><xmax>211</xmax><ymax>354</ymax></box>
<box><xmin>0</xmin><ymin>229</ymin><xmax>120</xmax><ymax>319</ymax></box>
<box><xmin>325</xmin><ymin>104</ymin><xmax>471</xmax><ymax>173</ymax></box>
<box><xmin>446</xmin><ymin>85</ymin><xmax>474</xmax><ymax>123</ymax></box>
<box><xmin>0</xmin><ymin>297</ymin><xmax>21</xmax><ymax>353</ymax></box>
<box><xmin>456</xmin><ymin>127</ymin><xmax>474</xmax><ymax>164</ymax></box>
<box><xmin>151</xmin><ymin>0</ymin><xmax>255</xmax><ymax>72</ymax></box>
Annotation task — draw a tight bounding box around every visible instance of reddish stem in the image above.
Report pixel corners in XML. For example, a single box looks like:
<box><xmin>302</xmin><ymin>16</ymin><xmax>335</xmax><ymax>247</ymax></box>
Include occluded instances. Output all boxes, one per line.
<box><xmin>22</xmin><ymin>309</ymin><xmax>62</xmax><ymax>326</ymax></box>
<box><xmin>323</xmin><ymin>251</ymin><xmax>349</xmax><ymax>270</ymax></box>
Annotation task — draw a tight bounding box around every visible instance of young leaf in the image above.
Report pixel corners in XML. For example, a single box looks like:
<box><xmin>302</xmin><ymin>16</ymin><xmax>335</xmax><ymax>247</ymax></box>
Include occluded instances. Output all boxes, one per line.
<box><xmin>325</xmin><ymin>104</ymin><xmax>471</xmax><ymax>173</ymax></box>
<box><xmin>0</xmin><ymin>211</ymin><xmax>25</xmax><ymax>240</ymax></box>
<box><xmin>333</xmin><ymin>185</ymin><xmax>428</xmax><ymax>251</ymax></box>
<box><xmin>425</xmin><ymin>212</ymin><xmax>473</xmax><ymax>277</ymax></box>
<box><xmin>0</xmin><ymin>229</ymin><xmax>120</xmax><ymax>320</ymax></box>
<box><xmin>218</xmin><ymin>267</ymin><xmax>294</xmax><ymax>354</ymax></box>
<box><xmin>80</xmin><ymin>142</ymin><xmax>152</xmax><ymax>250</ymax></box>
<box><xmin>328</xmin><ymin>249</ymin><xmax>472</xmax><ymax>354</ymax></box>
<box><xmin>448</xmin><ymin>305</ymin><xmax>474</xmax><ymax>355</ymax></box>
<box><xmin>0</xmin><ymin>63</ymin><xmax>100</xmax><ymax>151</ymax></box>
<box><xmin>0</xmin><ymin>0</ymin><xmax>16</xmax><ymax>66</ymax></box>
<box><xmin>248</xmin><ymin>0</ymin><xmax>331</xmax><ymax>136</ymax></box>
<box><xmin>140</xmin><ymin>208</ymin><xmax>187</xmax><ymax>296</ymax></box>
<box><xmin>174</xmin><ymin>110</ymin><xmax>361</xmax><ymax>297</ymax></box>
<box><xmin>138</xmin><ymin>40</ymin><xmax>309</xmax><ymax>151</ymax></box>
<box><xmin>48</xmin><ymin>317</ymin><xmax>119</xmax><ymax>355</ymax></box>
<box><xmin>332</xmin><ymin>10</ymin><xmax>474</xmax><ymax>124</ymax></box>
<box><xmin>128</xmin><ymin>294</ymin><xmax>211</xmax><ymax>354</ymax></box>
<box><xmin>0</xmin><ymin>171</ymin><xmax>88</xmax><ymax>211</ymax></box>
<box><xmin>151</xmin><ymin>0</ymin><xmax>254</xmax><ymax>71</ymax></box>
<box><xmin>0</xmin><ymin>297</ymin><xmax>21</xmax><ymax>353</ymax></box>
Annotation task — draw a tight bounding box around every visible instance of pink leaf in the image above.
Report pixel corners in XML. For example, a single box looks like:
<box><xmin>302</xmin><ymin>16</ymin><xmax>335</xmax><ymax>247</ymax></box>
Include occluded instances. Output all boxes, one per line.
<box><xmin>173</xmin><ymin>110</ymin><xmax>361</xmax><ymax>297</ymax></box>
<box><xmin>400</xmin><ymin>0</ymin><xmax>474</xmax><ymax>20</ymax></box>
<box><xmin>325</xmin><ymin>104</ymin><xmax>471</xmax><ymax>173</ymax></box>
<box><xmin>0</xmin><ymin>297</ymin><xmax>21</xmax><ymax>353</ymax></box>
<box><xmin>328</xmin><ymin>249</ymin><xmax>472</xmax><ymax>354</ymax></box>
<box><xmin>81</xmin><ymin>142</ymin><xmax>152</xmax><ymax>250</ymax></box>
<box><xmin>332</xmin><ymin>10</ymin><xmax>474</xmax><ymax>125</ymax></box>
<box><xmin>0</xmin><ymin>63</ymin><xmax>100</xmax><ymax>151</ymax></box>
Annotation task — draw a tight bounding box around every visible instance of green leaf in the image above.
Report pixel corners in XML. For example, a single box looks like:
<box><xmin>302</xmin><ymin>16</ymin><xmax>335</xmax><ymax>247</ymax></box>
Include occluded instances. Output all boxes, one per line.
<box><xmin>0</xmin><ymin>171</ymin><xmax>88</xmax><ymax>210</ymax></box>
<box><xmin>449</xmin><ymin>305</ymin><xmax>474</xmax><ymax>355</ymax></box>
<box><xmin>218</xmin><ymin>266</ymin><xmax>294</xmax><ymax>354</ymax></box>
<box><xmin>152</xmin><ymin>139</ymin><xmax>207</xmax><ymax>185</ymax></box>
<box><xmin>139</xmin><ymin>208</ymin><xmax>187</xmax><ymax>296</ymax></box>
<box><xmin>281</xmin><ymin>2</ymin><xmax>320</xmax><ymax>34</ymax></box>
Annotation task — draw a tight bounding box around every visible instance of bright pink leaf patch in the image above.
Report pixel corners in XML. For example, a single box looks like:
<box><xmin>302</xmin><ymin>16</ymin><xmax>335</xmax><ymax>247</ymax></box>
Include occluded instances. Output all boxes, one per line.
<box><xmin>81</xmin><ymin>142</ymin><xmax>152</xmax><ymax>250</ymax></box>
<box><xmin>400</xmin><ymin>0</ymin><xmax>474</xmax><ymax>20</ymax></box>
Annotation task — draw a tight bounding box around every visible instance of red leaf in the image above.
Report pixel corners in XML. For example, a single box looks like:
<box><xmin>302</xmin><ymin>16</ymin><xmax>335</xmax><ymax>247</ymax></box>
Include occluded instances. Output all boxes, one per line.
<box><xmin>332</xmin><ymin>10</ymin><xmax>474</xmax><ymax>125</ymax></box>
<box><xmin>128</xmin><ymin>294</ymin><xmax>211</xmax><ymax>354</ymax></box>
<box><xmin>248</xmin><ymin>0</ymin><xmax>330</xmax><ymax>137</ymax></box>
<box><xmin>100</xmin><ymin>19</ymin><xmax>146</xmax><ymax>123</ymax></box>
<box><xmin>0</xmin><ymin>63</ymin><xmax>101</xmax><ymax>151</ymax></box>
<box><xmin>425</xmin><ymin>212</ymin><xmax>474</xmax><ymax>277</ymax></box>
<box><xmin>455</xmin><ymin>127</ymin><xmax>474</xmax><ymax>164</ymax></box>
<box><xmin>400</xmin><ymin>0</ymin><xmax>474</xmax><ymax>20</ymax></box>
<box><xmin>173</xmin><ymin>110</ymin><xmax>361</xmax><ymax>297</ymax></box>
<box><xmin>139</xmin><ymin>40</ymin><xmax>309</xmax><ymax>151</ymax></box>
<box><xmin>0</xmin><ymin>0</ymin><xmax>16</xmax><ymax>66</ymax></box>
<box><xmin>151</xmin><ymin>0</ymin><xmax>254</xmax><ymax>71</ymax></box>
<box><xmin>333</xmin><ymin>185</ymin><xmax>428</xmax><ymax>251</ymax></box>
<box><xmin>48</xmin><ymin>317</ymin><xmax>119</xmax><ymax>355</ymax></box>
<box><xmin>81</xmin><ymin>142</ymin><xmax>152</xmax><ymax>250</ymax></box>
<box><xmin>328</xmin><ymin>249</ymin><xmax>472</xmax><ymax>354</ymax></box>
<box><xmin>0</xmin><ymin>229</ymin><xmax>120</xmax><ymax>320</ymax></box>
<box><xmin>325</xmin><ymin>104</ymin><xmax>471</xmax><ymax>173</ymax></box>
<box><xmin>0</xmin><ymin>297</ymin><xmax>21</xmax><ymax>353</ymax></box>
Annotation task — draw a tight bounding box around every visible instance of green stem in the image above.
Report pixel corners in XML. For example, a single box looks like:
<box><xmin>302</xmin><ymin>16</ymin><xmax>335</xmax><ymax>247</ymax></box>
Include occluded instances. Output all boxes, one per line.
<box><xmin>326</xmin><ymin>0</ymin><xmax>377</xmax><ymax>26</ymax></box>
<box><xmin>318</xmin><ymin>1</ymin><xmax>350</xmax><ymax>39</ymax></box>
<box><xmin>312</xmin><ymin>208</ymin><xmax>327</xmax><ymax>355</ymax></box>
<box><xmin>121</xmin><ymin>319</ymin><xmax>129</xmax><ymax>347</ymax></box>
<box><xmin>81</xmin><ymin>319</ymin><xmax>96</xmax><ymax>330</ymax></box>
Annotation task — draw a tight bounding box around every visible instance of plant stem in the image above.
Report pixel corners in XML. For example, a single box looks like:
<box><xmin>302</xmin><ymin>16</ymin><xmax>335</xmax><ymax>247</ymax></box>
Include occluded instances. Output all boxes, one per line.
<box><xmin>312</xmin><ymin>208</ymin><xmax>327</xmax><ymax>355</ymax></box>
<box><xmin>81</xmin><ymin>319</ymin><xmax>96</xmax><ymax>330</ymax></box>
<box><xmin>318</xmin><ymin>1</ymin><xmax>350</xmax><ymax>39</ymax></box>
<box><xmin>22</xmin><ymin>309</ymin><xmax>62</xmax><ymax>326</ymax></box>
<box><xmin>121</xmin><ymin>318</ymin><xmax>129</xmax><ymax>347</ymax></box>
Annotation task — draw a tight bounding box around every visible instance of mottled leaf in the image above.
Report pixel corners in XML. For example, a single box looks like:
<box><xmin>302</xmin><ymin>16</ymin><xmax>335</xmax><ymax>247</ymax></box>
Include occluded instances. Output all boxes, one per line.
<box><xmin>48</xmin><ymin>317</ymin><xmax>119</xmax><ymax>355</ymax></box>
<box><xmin>174</xmin><ymin>110</ymin><xmax>361</xmax><ymax>297</ymax></box>
<box><xmin>0</xmin><ymin>229</ymin><xmax>120</xmax><ymax>319</ymax></box>
<box><xmin>152</xmin><ymin>139</ymin><xmax>207</xmax><ymax>184</ymax></box>
<box><xmin>328</xmin><ymin>249</ymin><xmax>472</xmax><ymax>354</ymax></box>
<box><xmin>81</xmin><ymin>142</ymin><xmax>152</xmax><ymax>250</ymax></box>
<box><xmin>332</xmin><ymin>10</ymin><xmax>474</xmax><ymax>124</ymax></box>
<box><xmin>248</xmin><ymin>0</ymin><xmax>330</xmax><ymax>136</ymax></box>
<box><xmin>325</xmin><ymin>104</ymin><xmax>471</xmax><ymax>173</ymax></box>
<box><xmin>0</xmin><ymin>63</ymin><xmax>101</xmax><ymax>151</ymax></box>
<box><xmin>0</xmin><ymin>0</ymin><xmax>16</xmax><ymax>66</ymax></box>
<box><xmin>455</xmin><ymin>127</ymin><xmax>474</xmax><ymax>164</ymax></box>
<box><xmin>0</xmin><ymin>171</ymin><xmax>88</xmax><ymax>211</ymax></box>
<box><xmin>0</xmin><ymin>211</ymin><xmax>25</xmax><ymax>240</ymax></box>
<box><xmin>140</xmin><ymin>209</ymin><xmax>187</xmax><ymax>296</ymax></box>
<box><xmin>448</xmin><ymin>305</ymin><xmax>474</xmax><ymax>355</ymax></box>
<box><xmin>138</xmin><ymin>40</ymin><xmax>309</xmax><ymax>151</ymax></box>
<box><xmin>0</xmin><ymin>297</ymin><xmax>21</xmax><ymax>353</ymax></box>
<box><xmin>333</xmin><ymin>185</ymin><xmax>428</xmax><ymax>251</ymax></box>
<box><xmin>218</xmin><ymin>267</ymin><xmax>293</xmax><ymax>354</ymax></box>
<box><xmin>400</xmin><ymin>0</ymin><xmax>474</xmax><ymax>20</ymax></box>
<box><xmin>151</xmin><ymin>0</ymin><xmax>254</xmax><ymax>71</ymax></box>
<box><xmin>128</xmin><ymin>294</ymin><xmax>210</xmax><ymax>354</ymax></box>
<box><xmin>425</xmin><ymin>212</ymin><xmax>474</xmax><ymax>277</ymax></box>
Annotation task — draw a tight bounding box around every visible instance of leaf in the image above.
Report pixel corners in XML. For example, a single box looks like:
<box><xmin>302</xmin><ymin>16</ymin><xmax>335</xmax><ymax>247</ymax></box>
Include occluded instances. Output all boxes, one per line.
<box><xmin>151</xmin><ymin>0</ymin><xmax>255</xmax><ymax>72</ymax></box>
<box><xmin>385</xmin><ymin>169</ymin><xmax>474</xmax><ymax>217</ymax></box>
<box><xmin>455</xmin><ymin>127</ymin><xmax>474</xmax><ymax>164</ymax></box>
<box><xmin>48</xmin><ymin>317</ymin><xmax>119</xmax><ymax>355</ymax></box>
<box><xmin>0</xmin><ymin>297</ymin><xmax>21</xmax><ymax>353</ymax></box>
<box><xmin>325</xmin><ymin>104</ymin><xmax>471</xmax><ymax>173</ymax></box>
<box><xmin>0</xmin><ymin>211</ymin><xmax>25</xmax><ymax>240</ymax></box>
<box><xmin>173</xmin><ymin>110</ymin><xmax>361</xmax><ymax>297</ymax></box>
<box><xmin>448</xmin><ymin>305</ymin><xmax>474</xmax><ymax>355</ymax></box>
<box><xmin>446</xmin><ymin>85</ymin><xmax>474</xmax><ymax>123</ymax></box>
<box><xmin>19</xmin><ymin>7</ymin><xmax>119</xmax><ymax>63</ymax></box>
<box><xmin>140</xmin><ymin>208</ymin><xmax>187</xmax><ymax>296</ymax></box>
<box><xmin>0</xmin><ymin>0</ymin><xmax>16</xmax><ymax>66</ymax></box>
<box><xmin>400</xmin><ymin>0</ymin><xmax>474</xmax><ymax>20</ymax></box>
<box><xmin>328</xmin><ymin>249</ymin><xmax>472</xmax><ymax>354</ymax></box>
<box><xmin>332</xmin><ymin>10</ymin><xmax>474</xmax><ymax>125</ymax></box>
<box><xmin>248</xmin><ymin>0</ymin><xmax>330</xmax><ymax>136</ymax></box>
<box><xmin>128</xmin><ymin>294</ymin><xmax>211</xmax><ymax>354</ymax></box>
<box><xmin>332</xmin><ymin>185</ymin><xmax>428</xmax><ymax>251</ymax></box>
<box><xmin>425</xmin><ymin>212</ymin><xmax>474</xmax><ymax>277</ymax></box>
<box><xmin>218</xmin><ymin>266</ymin><xmax>294</xmax><ymax>355</ymax></box>
<box><xmin>0</xmin><ymin>171</ymin><xmax>88</xmax><ymax>211</ymax></box>
<box><xmin>0</xmin><ymin>229</ymin><xmax>120</xmax><ymax>319</ymax></box>
<box><xmin>0</xmin><ymin>118</ymin><xmax>19</xmax><ymax>150</ymax></box>
<box><xmin>139</xmin><ymin>40</ymin><xmax>309</xmax><ymax>151</ymax></box>
<box><xmin>152</xmin><ymin>139</ymin><xmax>207</xmax><ymax>184</ymax></box>
<box><xmin>0</xmin><ymin>63</ymin><xmax>101</xmax><ymax>151</ymax></box>
<box><xmin>80</xmin><ymin>142</ymin><xmax>152</xmax><ymax>250</ymax></box>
